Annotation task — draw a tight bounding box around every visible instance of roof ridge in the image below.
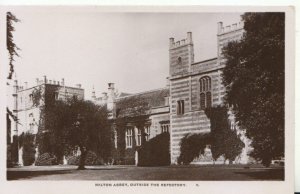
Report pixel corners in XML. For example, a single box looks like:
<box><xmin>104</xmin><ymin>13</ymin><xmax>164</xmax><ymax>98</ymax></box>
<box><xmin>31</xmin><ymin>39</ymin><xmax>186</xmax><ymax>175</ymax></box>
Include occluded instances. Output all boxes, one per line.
<box><xmin>116</xmin><ymin>87</ymin><xmax>169</xmax><ymax>100</ymax></box>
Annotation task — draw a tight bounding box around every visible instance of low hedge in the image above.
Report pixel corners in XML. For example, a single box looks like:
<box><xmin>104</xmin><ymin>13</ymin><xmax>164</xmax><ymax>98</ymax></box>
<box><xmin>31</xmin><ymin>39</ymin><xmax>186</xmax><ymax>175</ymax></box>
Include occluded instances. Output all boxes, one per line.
<box><xmin>67</xmin><ymin>151</ymin><xmax>104</xmax><ymax>165</ymax></box>
<box><xmin>35</xmin><ymin>153</ymin><xmax>58</xmax><ymax>166</ymax></box>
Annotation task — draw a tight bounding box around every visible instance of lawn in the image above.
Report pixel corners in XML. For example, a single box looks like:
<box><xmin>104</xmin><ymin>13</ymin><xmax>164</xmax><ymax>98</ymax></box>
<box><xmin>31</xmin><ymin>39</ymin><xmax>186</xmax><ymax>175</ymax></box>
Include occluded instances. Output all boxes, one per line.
<box><xmin>7</xmin><ymin>164</ymin><xmax>284</xmax><ymax>181</ymax></box>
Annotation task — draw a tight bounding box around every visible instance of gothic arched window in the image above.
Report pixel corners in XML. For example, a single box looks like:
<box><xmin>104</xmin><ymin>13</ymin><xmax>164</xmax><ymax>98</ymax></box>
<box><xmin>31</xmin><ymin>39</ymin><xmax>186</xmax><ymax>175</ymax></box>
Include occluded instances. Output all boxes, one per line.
<box><xmin>199</xmin><ymin>76</ymin><xmax>212</xmax><ymax>110</ymax></box>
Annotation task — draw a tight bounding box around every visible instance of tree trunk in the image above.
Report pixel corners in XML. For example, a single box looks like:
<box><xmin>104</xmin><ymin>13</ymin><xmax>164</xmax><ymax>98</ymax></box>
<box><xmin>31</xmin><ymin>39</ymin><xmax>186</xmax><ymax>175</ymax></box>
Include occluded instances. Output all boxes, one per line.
<box><xmin>77</xmin><ymin>146</ymin><xmax>87</xmax><ymax>170</ymax></box>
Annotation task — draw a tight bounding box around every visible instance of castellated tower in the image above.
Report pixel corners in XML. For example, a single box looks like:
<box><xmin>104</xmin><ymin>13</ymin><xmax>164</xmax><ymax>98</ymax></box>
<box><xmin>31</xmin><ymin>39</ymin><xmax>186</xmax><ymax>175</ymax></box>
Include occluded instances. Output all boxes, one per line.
<box><xmin>169</xmin><ymin>32</ymin><xmax>194</xmax><ymax>76</ymax></box>
<box><xmin>168</xmin><ymin>22</ymin><xmax>246</xmax><ymax>164</ymax></box>
<box><xmin>217</xmin><ymin>21</ymin><xmax>244</xmax><ymax>61</ymax></box>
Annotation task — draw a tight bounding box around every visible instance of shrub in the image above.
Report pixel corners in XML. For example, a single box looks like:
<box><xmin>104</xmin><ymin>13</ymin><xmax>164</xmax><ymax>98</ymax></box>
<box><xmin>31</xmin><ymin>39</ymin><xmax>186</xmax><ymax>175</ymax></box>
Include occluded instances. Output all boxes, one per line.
<box><xmin>7</xmin><ymin>145</ymin><xmax>13</xmax><ymax>168</ymax></box>
<box><xmin>67</xmin><ymin>151</ymin><xmax>103</xmax><ymax>165</ymax></box>
<box><xmin>19</xmin><ymin>132</ymin><xmax>36</xmax><ymax>166</ymax></box>
<box><xmin>35</xmin><ymin>153</ymin><xmax>58</xmax><ymax>166</ymax></box>
<box><xmin>178</xmin><ymin>133</ymin><xmax>211</xmax><ymax>165</ymax></box>
<box><xmin>67</xmin><ymin>155</ymin><xmax>80</xmax><ymax>165</ymax></box>
<box><xmin>138</xmin><ymin>132</ymin><xmax>170</xmax><ymax>166</ymax></box>
<box><xmin>205</xmin><ymin>106</ymin><xmax>245</xmax><ymax>163</ymax></box>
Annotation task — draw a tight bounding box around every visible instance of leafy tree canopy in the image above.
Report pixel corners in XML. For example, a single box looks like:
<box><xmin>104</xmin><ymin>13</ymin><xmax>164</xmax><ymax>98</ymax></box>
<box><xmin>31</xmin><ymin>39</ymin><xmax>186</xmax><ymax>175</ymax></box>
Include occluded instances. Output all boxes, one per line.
<box><xmin>222</xmin><ymin>13</ymin><xmax>284</xmax><ymax>166</ymax></box>
<box><xmin>7</xmin><ymin>12</ymin><xmax>20</xmax><ymax>79</ymax></box>
<box><xmin>34</xmin><ymin>90</ymin><xmax>112</xmax><ymax>169</ymax></box>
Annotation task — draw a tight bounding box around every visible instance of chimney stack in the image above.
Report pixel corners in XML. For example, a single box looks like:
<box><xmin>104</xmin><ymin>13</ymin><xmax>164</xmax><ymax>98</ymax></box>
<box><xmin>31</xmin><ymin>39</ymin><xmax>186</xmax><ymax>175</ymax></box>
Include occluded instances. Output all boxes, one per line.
<box><xmin>43</xmin><ymin>75</ymin><xmax>47</xmax><ymax>84</ymax></box>
<box><xmin>91</xmin><ymin>86</ymin><xmax>96</xmax><ymax>99</ymax></box>
<box><xmin>107</xmin><ymin>83</ymin><xmax>116</xmax><ymax>116</ymax></box>
<box><xmin>36</xmin><ymin>78</ymin><xmax>39</xmax><ymax>85</ymax></box>
<box><xmin>61</xmin><ymin>78</ymin><xmax>65</xmax><ymax>86</ymax></box>
<box><xmin>108</xmin><ymin>83</ymin><xmax>115</xmax><ymax>90</ymax></box>
<box><xmin>76</xmin><ymin>84</ymin><xmax>81</xmax><ymax>88</ymax></box>
<box><xmin>24</xmin><ymin>82</ymin><xmax>28</xmax><ymax>89</ymax></box>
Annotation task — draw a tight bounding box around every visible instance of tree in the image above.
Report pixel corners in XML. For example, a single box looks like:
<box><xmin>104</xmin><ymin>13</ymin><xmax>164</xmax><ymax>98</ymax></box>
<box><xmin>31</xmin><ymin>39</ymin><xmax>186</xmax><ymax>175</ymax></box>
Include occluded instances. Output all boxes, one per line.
<box><xmin>6</xmin><ymin>12</ymin><xmax>20</xmax><ymax>167</ymax></box>
<box><xmin>222</xmin><ymin>13</ymin><xmax>285</xmax><ymax>166</ymax></box>
<box><xmin>32</xmin><ymin>85</ymin><xmax>112</xmax><ymax>169</ymax></box>
<box><xmin>33</xmin><ymin>85</ymin><xmax>67</xmax><ymax>163</ymax></box>
<box><xmin>7</xmin><ymin>12</ymin><xmax>20</xmax><ymax>79</ymax></box>
<box><xmin>63</xmin><ymin>98</ymin><xmax>112</xmax><ymax>169</ymax></box>
<box><xmin>205</xmin><ymin>106</ymin><xmax>244</xmax><ymax>163</ymax></box>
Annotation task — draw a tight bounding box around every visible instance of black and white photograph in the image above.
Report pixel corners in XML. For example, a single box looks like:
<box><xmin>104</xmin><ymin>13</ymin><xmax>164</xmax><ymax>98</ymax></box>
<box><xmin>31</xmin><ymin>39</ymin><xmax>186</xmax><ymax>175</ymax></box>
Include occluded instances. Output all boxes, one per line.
<box><xmin>0</xmin><ymin>4</ymin><xmax>296</xmax><ymax>194</ymax></box>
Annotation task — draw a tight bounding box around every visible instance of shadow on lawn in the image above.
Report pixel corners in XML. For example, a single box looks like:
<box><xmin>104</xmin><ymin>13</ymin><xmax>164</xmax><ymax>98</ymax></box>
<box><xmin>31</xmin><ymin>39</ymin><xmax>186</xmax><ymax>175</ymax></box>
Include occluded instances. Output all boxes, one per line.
<box><xmin>7</xmin><ymin>170</ymin><xmax>73</xmax><ymax>180</ymax></box>
<box><xmin>7</xmin><ymin>167</ymin><xmax>127</xmax><ymax>180</ymax></box>
<box><xmin>234</xmin><ymin>168</ymin><xmax>284</xmax><ymax>180</ymax></box>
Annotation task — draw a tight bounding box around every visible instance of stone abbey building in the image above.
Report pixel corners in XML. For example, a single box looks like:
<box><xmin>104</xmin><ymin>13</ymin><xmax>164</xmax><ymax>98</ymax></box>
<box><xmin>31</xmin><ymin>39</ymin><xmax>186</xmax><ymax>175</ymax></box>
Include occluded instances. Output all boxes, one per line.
<box><xmin>8</xmin><ymin>20</ymin><xmax>249</xmax><ymax>166</ymax></box>
<box><xmin>92</xmin><ymin>20</ymin><xmax>249</xmax><ymax>164</ymax></box>
<box><xmin>8</xmin><ymin>77</ymin><xmax>84</xmax><ymax>166</ymax></box>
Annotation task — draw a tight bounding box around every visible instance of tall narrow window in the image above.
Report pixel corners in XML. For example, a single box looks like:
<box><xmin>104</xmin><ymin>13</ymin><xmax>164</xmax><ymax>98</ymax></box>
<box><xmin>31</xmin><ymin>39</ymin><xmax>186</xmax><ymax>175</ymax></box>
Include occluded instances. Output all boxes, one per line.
<box><xmin>125</xmin><ymin>128</ymin><xmax>133</xmax><ymax>148</ymax></box>
<box><xmin>200</xmin><ymin>93</ymin><xmax>206</xmax><ymax>109</ymax></box>
<box><xmin>161</xmin><ymin>123</ymin><xmax>170</xmax><ymax>133</ymax></box>
<box><xmin>145</xmin><ymin>126</ymin><xmax>150</xmax><ymax>141</ymax></box>
<box><xmin>29</xmin><ymin>94</ymin><xmax>33</xmax><ymax>102</ymax></box>
<box><xmin>137</xmin><ymin>128</ymin><xmax>142</xmax><ymax>146</ymax></box>
<box><xmin>177</xmin><ymin>100</ymin><xmax>184</xmax><ymax>115</ymax></box>
<box><xmin>114</xmin><ymin>129</ymin><xmax>118</xmax><ymax>149</ymax></box>
<box><xmin>199</xmin><ymin>76</ymin><xmax>212</xmax><ymax>109</ymax></box>
<box><xmin>206</xmin><ymin>92</ymin><xmax>212</xmax><ymax>108</ymax></box>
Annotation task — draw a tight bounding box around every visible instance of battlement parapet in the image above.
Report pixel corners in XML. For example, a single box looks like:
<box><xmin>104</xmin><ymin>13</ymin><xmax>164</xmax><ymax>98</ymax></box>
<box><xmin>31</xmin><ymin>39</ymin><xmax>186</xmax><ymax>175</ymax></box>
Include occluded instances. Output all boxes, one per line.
<box><xmin>218</xmin><ymin>21</ymin><xmax>244</xmax><ymax>35</ymax></box>
<box><xmin>169</xmin><ymin>32</ymin><xmax>193</xmax><ymax>49</ymax></box>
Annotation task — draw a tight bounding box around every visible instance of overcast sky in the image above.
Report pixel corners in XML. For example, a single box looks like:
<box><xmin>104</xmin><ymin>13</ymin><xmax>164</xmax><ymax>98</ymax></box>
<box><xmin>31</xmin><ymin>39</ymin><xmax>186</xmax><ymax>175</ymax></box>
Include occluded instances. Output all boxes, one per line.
<box><xmin>9</xmin><ymin>7</ymin><xmax>242</xmax><ymax>99</ymax></box>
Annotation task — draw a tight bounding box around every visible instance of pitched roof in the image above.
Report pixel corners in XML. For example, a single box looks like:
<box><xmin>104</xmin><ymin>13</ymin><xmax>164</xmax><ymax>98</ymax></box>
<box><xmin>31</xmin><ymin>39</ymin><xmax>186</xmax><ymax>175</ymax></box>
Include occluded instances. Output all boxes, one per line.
<box><xmin>117</xmin><ymin>92</ymin><xmax>132</xmax><ymax>98</ymax></box>
<box><xmin>115</xmin><ymin>87</ymin><xmax>169</xmax><ymax>117</ymax></box>
<box><xmin>116</xmin><ymin>87</ymin><xmax>169</xmax><ymax>108</ymax></box>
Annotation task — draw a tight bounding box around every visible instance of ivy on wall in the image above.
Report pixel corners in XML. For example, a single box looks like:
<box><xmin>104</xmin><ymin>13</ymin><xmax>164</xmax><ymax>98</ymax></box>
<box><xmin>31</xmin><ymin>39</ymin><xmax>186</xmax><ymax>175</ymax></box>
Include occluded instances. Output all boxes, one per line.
<box><xmin>19</xmin><ymin>132</ymin><xmax>36</xmax><ymax>166</ymax></box>
<box><xmin>178</xmin><ymin>106</ymin><xmax>244</xmax><ymax>165</ymax></box>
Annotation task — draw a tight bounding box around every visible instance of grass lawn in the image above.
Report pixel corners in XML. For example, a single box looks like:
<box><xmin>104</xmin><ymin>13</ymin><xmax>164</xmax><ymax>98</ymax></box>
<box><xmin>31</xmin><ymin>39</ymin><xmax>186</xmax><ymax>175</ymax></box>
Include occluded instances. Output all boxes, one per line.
<box><xmin>7</xmin><ymin>164</ymin><xmax>284</xmax><ymax>181</ymax></box>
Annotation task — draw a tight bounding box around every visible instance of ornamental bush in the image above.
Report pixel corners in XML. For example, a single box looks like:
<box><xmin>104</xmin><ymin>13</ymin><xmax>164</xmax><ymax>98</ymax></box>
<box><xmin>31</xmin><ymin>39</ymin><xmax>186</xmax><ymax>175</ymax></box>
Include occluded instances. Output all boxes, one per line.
<box><xmin>138</xmin><ymin>132</ymin><xmax>170</xmax><ymax>166</ymax></box>
<box><xmin>67</xmin><ymin>155</ymin><xmax>80</xmax><ymax>165</ymax></box>
<box><xmin>35</xmin><ymin>153</ymin><xmax>58</xmax><ymax>166</ymax></box>
<box><xmin>67</xmin><ymin>151</ymin><xmax>104</xmax><ymax>165</ymax></box>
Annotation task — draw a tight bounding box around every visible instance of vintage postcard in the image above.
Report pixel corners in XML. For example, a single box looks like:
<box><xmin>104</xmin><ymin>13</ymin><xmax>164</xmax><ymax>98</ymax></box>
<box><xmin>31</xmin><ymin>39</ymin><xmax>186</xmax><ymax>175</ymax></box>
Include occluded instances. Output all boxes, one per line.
<box><xmin>0</xmin><ymin>5</ymin><xmax>295</xmax><ymax>194</ymax></box>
